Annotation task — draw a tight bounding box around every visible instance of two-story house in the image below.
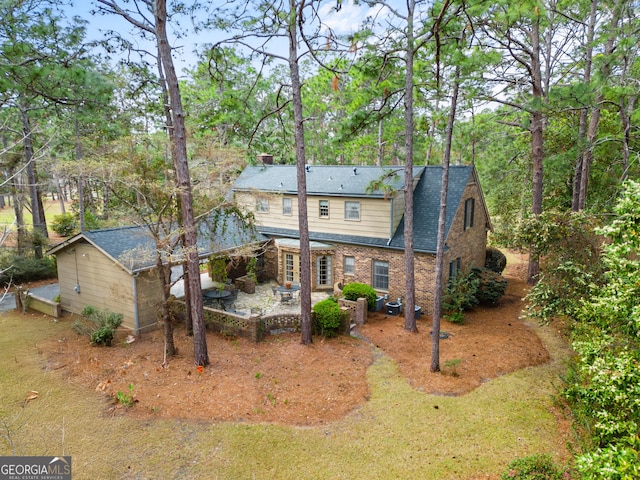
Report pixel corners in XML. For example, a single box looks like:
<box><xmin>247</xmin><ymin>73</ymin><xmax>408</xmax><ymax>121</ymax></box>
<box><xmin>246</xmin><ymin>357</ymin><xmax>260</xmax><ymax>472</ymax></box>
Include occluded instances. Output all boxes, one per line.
<box><xmin>232</xmin><ymin>163</ymin><xmax>492</xmax><ymax>314</ymax></box>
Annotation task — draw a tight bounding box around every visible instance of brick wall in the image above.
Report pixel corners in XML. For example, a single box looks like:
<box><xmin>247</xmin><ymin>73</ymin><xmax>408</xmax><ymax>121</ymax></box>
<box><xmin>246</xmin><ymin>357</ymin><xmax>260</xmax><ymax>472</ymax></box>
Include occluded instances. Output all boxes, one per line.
<box><xmin>442</xmin><ymin>181</ymin><xmax>488</xmax><ymax>276</ymax></box>
<box><xmin>332</xmin><ymin>243</ymin><xmax>438</xmax><ymax>314</ymax></box>
<box><xmin>255</xmin><ymin>179</ymin><xmax>488</xmax><ymax>315</ymax></box>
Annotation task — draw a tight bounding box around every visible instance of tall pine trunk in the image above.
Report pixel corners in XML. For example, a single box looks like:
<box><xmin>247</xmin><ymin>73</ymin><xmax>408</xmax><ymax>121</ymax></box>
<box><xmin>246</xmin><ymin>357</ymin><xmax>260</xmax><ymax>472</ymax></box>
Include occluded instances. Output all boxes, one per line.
<box><xmin>527</xmin><ymin>15</ymin><xmax>544</xmax><ymax>285</ymax></box>
<box><xmin>287</xmin><ymin>0</ymin><xmax>312</xmax><ymax>344</ymax></box>
<box><xmin>20</xmin><ymin>104</ymin><xmax>47</xmax><ymax>257</ymax></box>
<box><xmin>431</xmin><ymin>65</ymin><xmax>459</xmax><ymax>373</ymax></box>
<box><xmin>155</xmin><ymin>0</ymin><xmax>208</xmax><ymax>365</ymax></box>
<box><xmin>403</xmin><ymin>0</ymin><xmax>417</xmax><ymax>333</ymax></box>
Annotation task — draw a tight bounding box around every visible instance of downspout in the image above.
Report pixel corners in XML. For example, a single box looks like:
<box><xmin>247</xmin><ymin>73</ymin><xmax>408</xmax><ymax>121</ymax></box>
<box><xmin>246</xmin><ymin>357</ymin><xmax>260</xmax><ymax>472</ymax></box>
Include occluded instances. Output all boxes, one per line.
<box><xmin>387</xmin><ymin>197</ymin><xmax>394</xmax><ymax>245</ymax></box>
<box><xmin>132</xmin><ymin>273</ymin><xmax>140</xmax><ymax>334</ymax></box>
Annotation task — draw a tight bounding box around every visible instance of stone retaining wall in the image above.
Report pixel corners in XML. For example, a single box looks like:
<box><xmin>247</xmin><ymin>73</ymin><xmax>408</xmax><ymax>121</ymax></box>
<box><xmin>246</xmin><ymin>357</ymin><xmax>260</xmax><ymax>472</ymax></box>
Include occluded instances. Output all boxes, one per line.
<box><xmin>171</xmin><ymin>301</ymin><xmax>301</xmax><ymax>342</ymax></box>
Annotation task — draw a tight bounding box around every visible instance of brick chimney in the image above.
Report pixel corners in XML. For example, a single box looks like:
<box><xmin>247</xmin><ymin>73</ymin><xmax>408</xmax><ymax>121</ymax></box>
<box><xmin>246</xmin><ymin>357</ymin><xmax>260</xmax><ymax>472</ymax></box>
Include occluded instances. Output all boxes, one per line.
<box><xmin>257</xmin><ymin>153</ymin><xmax>273</xmax><ymax>165</ymax></box>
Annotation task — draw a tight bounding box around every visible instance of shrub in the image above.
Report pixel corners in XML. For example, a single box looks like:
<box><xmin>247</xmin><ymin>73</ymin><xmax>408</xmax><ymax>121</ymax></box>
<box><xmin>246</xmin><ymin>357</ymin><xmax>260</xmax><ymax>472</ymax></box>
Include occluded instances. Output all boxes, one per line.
<box><xmin>442</xmin><ymin>272</ymin><xmax>479</xmax><ymax>324</ymax></box>
<box><xmin>0</xmin><ymin>254</ymin><xmax>57</xmax><ymax>286</ymax></box>
<box><xmin>500</xmin><ymin>454</ymin><xmax>565</xmax><ymax>480</ymax></box>
<box><xmin>51</xmin><ymin>213</ymin><xmax>78</xmax><ymax>236</ymax></box>
<box><xmin>485</xmin><ymin>246</ymin><xmax>507</xmax><ymax>274</ymax></box>
<box><xmin>342</xmin><ymin>282</ymin><xmax>377</xmax><ymax>310</ymax></box>
<box><xmin>312</xmin><ymin>298</ymin><xmax>346</xmax><ymax>338</ymax></box>
<box><xmin>83</xmin><ymin>211</ymin><xmax>101</xmax><ymax>230</ymax></box>
<box><xmin>116</xmin><ymin>384</ymin><xmax>136</xmax><ymax>407</ymax></box>
<box><xmin>470</xmin><ymin>267</ymin><xmax>507</xmax><ymax>305</ymax></box>
<box><xmin>73</xmin><ymin>305</ymin><xmax>123</xmax><ymax>346</ymax></box>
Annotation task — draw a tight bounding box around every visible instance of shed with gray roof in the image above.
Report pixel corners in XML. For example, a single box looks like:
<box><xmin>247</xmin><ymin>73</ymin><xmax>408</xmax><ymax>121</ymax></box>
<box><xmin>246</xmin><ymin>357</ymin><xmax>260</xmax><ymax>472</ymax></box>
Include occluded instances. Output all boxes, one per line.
<box><xmin>47</xmin><ymin>214</ymin><xmax>267</xmax><ymax>333</ymax></box>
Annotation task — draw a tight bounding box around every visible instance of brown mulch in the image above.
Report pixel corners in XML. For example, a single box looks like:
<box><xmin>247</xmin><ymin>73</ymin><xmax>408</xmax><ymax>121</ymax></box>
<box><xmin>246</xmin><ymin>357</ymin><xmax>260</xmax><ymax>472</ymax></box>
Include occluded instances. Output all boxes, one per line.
<box><xmin>40</xmin><ymin>254</ymin><xmax>550</xmax><ymax>425</ymax></box>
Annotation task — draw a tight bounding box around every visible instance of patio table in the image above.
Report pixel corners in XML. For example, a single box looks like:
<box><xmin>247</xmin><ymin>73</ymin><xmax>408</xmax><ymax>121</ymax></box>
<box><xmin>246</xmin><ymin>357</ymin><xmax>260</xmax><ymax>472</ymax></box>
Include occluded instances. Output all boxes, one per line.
<box><xmin>203</xmin><ymin>289</ymin><xmax>233</xmax><ymax>309</ymax></box>
<box><xmin>274</xmin><ymin>285</ymin><xmax>300</xmax><ymax>303</ymax></box>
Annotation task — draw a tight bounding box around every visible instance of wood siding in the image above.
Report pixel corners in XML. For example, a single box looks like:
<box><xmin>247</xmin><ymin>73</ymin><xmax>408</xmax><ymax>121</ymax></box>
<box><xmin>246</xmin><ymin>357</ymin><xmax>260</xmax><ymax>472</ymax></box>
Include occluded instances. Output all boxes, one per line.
<box><xmin>236</xmin><ymin>191</ymin><xmax>399</xmax><ymax>240</ymax></box>
<box><xmin>56</xmin><ymin>243</ymin><xmax>137</xmax><ymax>328</ymax></box>
<box><xmin>55</xmin><ymin>243</ymin><xmax>165</xmax><ymax>333</ymax></box>
<box><xmin>133</xmin><ymin>269</ymin><xmax>164</xmax><ymax>332</ymax></box>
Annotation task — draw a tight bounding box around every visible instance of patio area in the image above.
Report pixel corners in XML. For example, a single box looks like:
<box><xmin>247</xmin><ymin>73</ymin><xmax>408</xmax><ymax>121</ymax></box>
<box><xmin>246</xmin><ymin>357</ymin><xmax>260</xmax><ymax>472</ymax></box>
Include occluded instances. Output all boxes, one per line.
<box><xmin>171</xmin><ymin>273</ymin><xmax>331</xmax><ymax>316</ymax></box>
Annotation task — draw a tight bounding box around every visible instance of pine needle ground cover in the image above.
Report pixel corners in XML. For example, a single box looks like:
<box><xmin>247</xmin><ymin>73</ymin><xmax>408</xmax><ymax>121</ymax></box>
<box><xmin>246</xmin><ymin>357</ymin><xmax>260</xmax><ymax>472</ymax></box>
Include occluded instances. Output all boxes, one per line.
<box><xmin>0</xmin><ymin>256</ymin><xmax>571</xmax><ymax>479</ymax></box>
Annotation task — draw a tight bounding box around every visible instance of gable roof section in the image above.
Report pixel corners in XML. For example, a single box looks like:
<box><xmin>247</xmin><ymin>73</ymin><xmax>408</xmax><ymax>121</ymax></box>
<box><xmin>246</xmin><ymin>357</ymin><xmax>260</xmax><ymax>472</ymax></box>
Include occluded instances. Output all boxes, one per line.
<box><xmin>47</xmin><ymin>213</ymin><xmax>268</xmax><ymax>274</ymax></box>
<box><xmin>235</xmin><ymin>164</ymin><xmax>489</xmax><ymax>254</ymax></box>
<box><xmin>233</xmin><ymin>164</ymin><xmax>424</xmax><ymax>197</ymax></box>
<box><xmin>389</xmin><ymin>165</ymin><xmax>480</xmax><ymax>253</ymax></box>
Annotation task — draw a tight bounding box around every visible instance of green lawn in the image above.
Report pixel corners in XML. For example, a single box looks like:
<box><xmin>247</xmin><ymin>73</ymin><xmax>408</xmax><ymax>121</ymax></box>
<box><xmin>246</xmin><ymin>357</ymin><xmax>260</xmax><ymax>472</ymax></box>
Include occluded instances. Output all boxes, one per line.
<box><xmin>0</xmin><ymin>311</ymin><xmax>572</xmax><ymax>480</ymax></box>
<box><xmin>0</xmin><ymin>199</ymin><xmax>67</xmax><ymax>228</ymax></box>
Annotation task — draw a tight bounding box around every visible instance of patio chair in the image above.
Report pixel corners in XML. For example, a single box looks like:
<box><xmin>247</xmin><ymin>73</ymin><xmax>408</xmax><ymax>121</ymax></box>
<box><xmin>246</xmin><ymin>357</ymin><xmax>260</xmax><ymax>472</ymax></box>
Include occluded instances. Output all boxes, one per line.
<box><xmin>221</xmin><ymin>288</ymin><xmax>239</xmax><ymax>310</ymax></box>
<box><xmin>279</xmin><ymin>291</ymin><xmax>293</xmax><ymax>304</ymax></box>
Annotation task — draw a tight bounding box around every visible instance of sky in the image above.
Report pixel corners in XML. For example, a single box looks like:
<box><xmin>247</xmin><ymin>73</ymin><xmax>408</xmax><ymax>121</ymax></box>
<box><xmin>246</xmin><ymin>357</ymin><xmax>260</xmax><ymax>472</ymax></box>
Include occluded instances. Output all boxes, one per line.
<box><xmin>64</xmin><ymin>0</ymin><xmax>395</xmax><ymax>75</ymax></box>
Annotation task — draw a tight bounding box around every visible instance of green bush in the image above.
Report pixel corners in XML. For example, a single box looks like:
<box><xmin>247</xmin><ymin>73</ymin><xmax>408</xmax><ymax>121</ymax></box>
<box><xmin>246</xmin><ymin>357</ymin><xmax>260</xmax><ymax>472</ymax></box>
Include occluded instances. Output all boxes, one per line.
<box><xmin>83</xmin><ymin>211</ymin><xmax>101</xmax><ymax>230</ymax></box>
<box><xmin>470</xmin><ymin>267</ymin><xmax>508</xmax><ymax>305</ymax></box>
<box><xmin>443</xmin><ymin>272</ymin><xmax>479</xmax><ymax>324</ymax></box>
<box><xmin>342</xmin><ymin>282</ymin><xmax>377</xmax><ymax>310</ymax></box>
<box><xmin>51</xmin><ymin>213</ymin><xmax>78</xmax><ymax>236</ymax></box>
<box><xmin>485</xmin><ymin>246</ymin><xmax>507</xmax><ymax>274</ymax></box>
<box><xmin>73</xmin><ymin>305</ymin><xmax>124</xmax><ymax>346</ymax></box>
<box><xmin>0</xmin><ymin>254</ymin><xmax>57</xmax><ymax>286</ymax></box>
<box><xmin>500</xmin><ymin>454</ymin><xmax>565</xmax><ymax>480</ymax></box>
<box><xmin>312</xmin><ymin>298</ymin><xmax>346</xmax><ymax>338</ymax></box>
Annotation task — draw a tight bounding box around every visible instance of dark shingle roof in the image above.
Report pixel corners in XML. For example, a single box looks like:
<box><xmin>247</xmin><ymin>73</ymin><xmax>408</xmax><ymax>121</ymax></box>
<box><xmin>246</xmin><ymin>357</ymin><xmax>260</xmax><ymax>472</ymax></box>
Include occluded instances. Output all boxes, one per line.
<box><xmin>237</xmin><ymin>164</ymin><xmax>477</xmax><ymax>254</ymax></box>
<box><xmin>233</xmin><ymin>165</ymin><xmax>424</xmax><ymax>197</ymax></box>
<box><xmin>48</xmin><ymin>213</ymin><xmax>268</xmax><ymax>274</ymax></box>
<box><xmin>389</xmin><ymin>165</ymin><xmax>474</xmax><ymax>253</ymax></box>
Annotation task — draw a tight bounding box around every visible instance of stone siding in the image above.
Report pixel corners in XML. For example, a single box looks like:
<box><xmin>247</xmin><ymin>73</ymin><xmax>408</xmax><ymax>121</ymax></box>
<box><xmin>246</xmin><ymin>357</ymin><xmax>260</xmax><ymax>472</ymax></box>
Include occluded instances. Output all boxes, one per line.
<box><xmin>171</xmin><ymin>300</ymin><xmax>301</xmax><ymax>342</ymax></box>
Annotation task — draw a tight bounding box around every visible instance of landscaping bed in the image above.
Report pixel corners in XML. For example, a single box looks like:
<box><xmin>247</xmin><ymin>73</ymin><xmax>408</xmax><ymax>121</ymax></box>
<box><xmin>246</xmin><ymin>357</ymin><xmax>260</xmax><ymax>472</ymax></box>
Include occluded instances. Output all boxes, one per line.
<box><xmin>40</xmin><ymin>254</ymin><xmax>550</xmax><ymax>425</ymax></box>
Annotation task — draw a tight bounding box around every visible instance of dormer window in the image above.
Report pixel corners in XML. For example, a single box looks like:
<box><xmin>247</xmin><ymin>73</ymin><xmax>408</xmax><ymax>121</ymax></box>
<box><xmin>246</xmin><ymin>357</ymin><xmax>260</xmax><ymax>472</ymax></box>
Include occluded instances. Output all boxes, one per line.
<box><xmin>319</xmin><ymin>200</ymin><xmax>329</xmax><ymax>218</ymax></box>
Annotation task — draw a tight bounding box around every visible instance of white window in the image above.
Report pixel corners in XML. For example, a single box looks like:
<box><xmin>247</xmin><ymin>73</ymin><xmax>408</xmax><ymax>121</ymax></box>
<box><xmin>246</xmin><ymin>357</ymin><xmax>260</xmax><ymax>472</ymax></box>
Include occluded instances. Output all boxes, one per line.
<box><xmin>319</xmin><ymin>200</ymin><xmax>329</xmax><ymax>218</ymax></box>
<box><xmin>256</xmin><ymin>198</ymin><xmax>269</xmax><ymax>213</ymax></box>
<box><xmin>317</xmin><ymin>255</ymin><xmax>332</xmax><ymax>286</ymax></box>
<box><xmin>285</xmin><ymin>253</ymin><xmax>295</xmax><ymax>282</ymax></box>
<box><xmin>283</xmin><ymin>197</ymin><xmax>292</xmax><ymax>215</ymax></box>
<box><xmin>345</xmin><ymin>201</ymin><xmax>360</xmax><ymax>221</ymax></box>
<box><xmin>373</xmin><ymin>260</ymin><xmax>389</xmax><ymax>290</ymax></box>
<box><xmin>344</xmin><ymin>256</ymin><xmax>355</xmax><ymax>275</ymax></box>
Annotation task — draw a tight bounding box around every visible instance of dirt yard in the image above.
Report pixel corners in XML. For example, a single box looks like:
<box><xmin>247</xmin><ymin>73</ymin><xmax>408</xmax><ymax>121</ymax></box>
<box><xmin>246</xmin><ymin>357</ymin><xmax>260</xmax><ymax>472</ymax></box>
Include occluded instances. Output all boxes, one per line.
<box><xmin>41</xmin><ymin>254</ymin><xmax>550</xmax><ymax>426</ymax></box>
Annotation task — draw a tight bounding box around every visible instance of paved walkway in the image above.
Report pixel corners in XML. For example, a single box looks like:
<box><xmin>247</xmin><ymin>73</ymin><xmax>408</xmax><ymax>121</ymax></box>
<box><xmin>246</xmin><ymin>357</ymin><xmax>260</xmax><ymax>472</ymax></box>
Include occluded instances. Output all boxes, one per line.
<box><xmin>0</xmin><ymin>275</ymin><xmax>329</xmax><ymax>315</ymax></box>
<box><xmin>0</xmin><ymin>283</ymin><xmax>60</xmax><ymax>313</ymax></box>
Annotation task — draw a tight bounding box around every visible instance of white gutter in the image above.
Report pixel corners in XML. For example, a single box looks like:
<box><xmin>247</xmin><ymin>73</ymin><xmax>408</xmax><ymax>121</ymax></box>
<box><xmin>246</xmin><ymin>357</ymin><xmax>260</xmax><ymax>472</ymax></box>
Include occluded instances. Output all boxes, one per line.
<box><xmin>387</xmin><ymin>197</ymin><xmax>394</xmax><ymax>245</ymax></box>
<box><xmin>132</xmin><ymin>274</ymin><xmax>139</xmax><ymax>334</ymax></box>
